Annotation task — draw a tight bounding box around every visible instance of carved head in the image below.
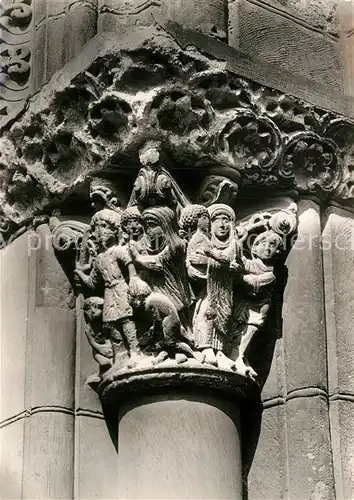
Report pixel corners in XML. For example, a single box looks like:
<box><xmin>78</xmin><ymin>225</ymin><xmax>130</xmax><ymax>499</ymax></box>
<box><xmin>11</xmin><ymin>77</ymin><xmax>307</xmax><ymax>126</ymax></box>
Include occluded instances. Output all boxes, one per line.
<box><xmin>89</xmin><ymin>177</ymin><xmax>120</xmax><ymax>212</ymax></box>
<box><xmin>138</xmin><ymin>141</ymin><xmax>162</xmax><ymax>169</ymax></box>
<box><xmin>120</xmin><ymin>207</ymin><xmax>144</xmax><ymax>241</ymax></box>
<box><xmin>208</xmin><ymin>203</ymin><xmax>236</xmax><ymax>242</ymax></box>
<box><xmin>251</xmin><ymin>230</ymin><xmax>283</xmax><ymax>261</ymax></box>
<box><xmin>179</xmin><ymin>204</ymin><xmax>210</xmax><ymax>236</ymax></box>
<box><xmin>143</xmin><ymin>206</ymin><xmax>183</xmax><ymax>253</ymax></box>
<box><xmin>83</xmin><ymin>297</ymin><xmax>104</xmax><ymax>322</ymax></box>
<box><xmin>90</xmin><ymin>209</ymin><xmax>121</xmax><ymax>250</ymax></box>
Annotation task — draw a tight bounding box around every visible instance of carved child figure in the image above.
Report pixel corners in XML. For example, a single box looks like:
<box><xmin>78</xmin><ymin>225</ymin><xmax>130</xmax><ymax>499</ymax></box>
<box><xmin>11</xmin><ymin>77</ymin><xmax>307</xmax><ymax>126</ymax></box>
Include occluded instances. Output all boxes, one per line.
<box><xmin>230</xmin><ymin>230</ymin><xmax>283</xmax><ymax>379</ymax></box>
<box><xmin>83</xmin><ymin>297</ymin><xmax>113</xmax><ymax>383</ymax></box>
<box><xmin>179</xmin><ymin>204</ymin><xmax>211</xmax><ymax>282</ymax></box>
<box><xmin>74</xmin><ymin>208</ymin><xmax>145</xmax><ymax>368</ymax></box>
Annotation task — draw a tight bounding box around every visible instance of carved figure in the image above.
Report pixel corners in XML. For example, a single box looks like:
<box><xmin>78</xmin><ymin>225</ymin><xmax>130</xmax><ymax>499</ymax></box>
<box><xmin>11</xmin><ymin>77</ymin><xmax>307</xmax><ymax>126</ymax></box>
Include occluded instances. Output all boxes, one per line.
<box><xmin>230</xmin><ymin>230</ymin><xmax>284</xmax><ymax>379</ymax></box>
<box><xmin>74</xmin><ymin>208</ymin><xmax>146</xmax><ymax>368</ymax></box>
<box><xmin>193</xmin><ymin>203</ymin><xmax>243</xmax><ymax>368</ymax></box>
<box><xmin>120</xmin><ymin>206</ymin><xmax>146</xmax><ymax>251</ymax></box>
<box><xmin>83</xmin><ymin>297</ymin><xmax>113</xmax><ymax>383</ymax></box>
<box><xmin>129</xmin><ymin>206</ymin><xmax>194</xmax><ymax>333</ymax></box>
<box><xmin>145</xmin><ymin>292</ymin><xmax>204</xmax><ymax>365</ymax></box>
<box><xmin>179</xmin><ymin>204</ymin><xmax>210</xmax><ymax>282</ymax></box>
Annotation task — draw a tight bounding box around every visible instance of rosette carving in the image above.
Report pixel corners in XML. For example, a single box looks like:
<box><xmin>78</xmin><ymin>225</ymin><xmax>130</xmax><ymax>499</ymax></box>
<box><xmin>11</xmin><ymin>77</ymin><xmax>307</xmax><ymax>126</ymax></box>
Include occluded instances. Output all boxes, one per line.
<box><xmin>279</xmin><ymin>133</ymin><xmax>339</xmax><ymax>192</ymax></box>
<box><xmin>216</xmin><ymin>111</ymin><xmax>281</xmax><ymax>173</ymax></box>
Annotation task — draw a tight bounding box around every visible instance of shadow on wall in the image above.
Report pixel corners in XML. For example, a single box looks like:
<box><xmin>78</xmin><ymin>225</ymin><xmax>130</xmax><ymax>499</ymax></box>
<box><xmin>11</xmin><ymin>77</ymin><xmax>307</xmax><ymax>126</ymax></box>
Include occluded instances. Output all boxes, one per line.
<box><xmin>241</xmin><ymin>242</ymin><xmax>293</xmax><ymax>499</ymax></box>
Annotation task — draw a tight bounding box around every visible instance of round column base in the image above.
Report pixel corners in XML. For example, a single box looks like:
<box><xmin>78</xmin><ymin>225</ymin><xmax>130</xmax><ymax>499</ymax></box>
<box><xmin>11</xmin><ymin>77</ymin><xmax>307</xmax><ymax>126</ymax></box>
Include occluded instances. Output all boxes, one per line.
<box><xmin>94</xmin><ymin>364</ymin><xmax>260</xmax><ymax>499</ymax></box>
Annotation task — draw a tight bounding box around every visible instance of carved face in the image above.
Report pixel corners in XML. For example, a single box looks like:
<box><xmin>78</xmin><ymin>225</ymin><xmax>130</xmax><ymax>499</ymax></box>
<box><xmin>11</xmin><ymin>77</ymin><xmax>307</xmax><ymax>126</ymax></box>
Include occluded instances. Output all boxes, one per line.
<box><xmin>125</xmin><ymin>218</ymin><xmax>144</xmax><ymax>241</ymax></box>
<box><xmin>84</xmin><ymin>302</ymin><xmax>103</xmax><ymax>321</ymax></box>
<box><xmin>92</xmin><ymin>219</ymin><xmax>116</xmax><ymax>249</ymax></box>
<box><xmin>144</xmin><ymin>216</ymin><xmax>165</xmax><ymax>250</ymax></box>
<box><xmin>211</xmin><ymin>214</ymin><xmax>231</xmax><ymax>241</ymax></box>
<box><xmin>197</xmin><ymin>214</ymin><xmax>210</xmax><ymax>233</ymax></box>
<box><xmin>252</xmin><ymin>235</ymin><xmax>280</xmax><ymax>260</ymax></box>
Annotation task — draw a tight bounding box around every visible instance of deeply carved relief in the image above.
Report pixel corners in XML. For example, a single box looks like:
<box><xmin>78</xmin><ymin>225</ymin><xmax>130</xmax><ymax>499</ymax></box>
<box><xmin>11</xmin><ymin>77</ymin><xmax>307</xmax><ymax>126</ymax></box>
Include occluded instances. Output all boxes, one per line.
<box><xmin>53</xmin><ymin>141</ymin><xmax>297</xmax><ymax>387</ymax></box>
<box><xmin>0</xmin><ymin>31</ymin><xmax>353</xmax><ymax>243</ymax></box>
<box><xmin>0</xmin><ymin>0</ymin><xmax>33</xmax><ymax>125</ymax></box>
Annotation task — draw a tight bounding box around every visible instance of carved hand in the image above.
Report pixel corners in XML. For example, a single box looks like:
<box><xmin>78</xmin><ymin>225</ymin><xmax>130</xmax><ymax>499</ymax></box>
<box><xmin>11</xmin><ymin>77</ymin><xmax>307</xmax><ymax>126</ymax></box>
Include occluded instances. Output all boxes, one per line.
<box><xmin>74</xmin><ymin>269</ymin><xmax>86</xmax><ymax>285</ymax></box>
<box><xmin>128</xmin><ymin>241</ymin><xmax>140</xmax><ymax>259</ymax></box>
<box><xmin>128</xmin><ymin>275</ymin><xmax>151</xmax><ymax>298</ymax></box>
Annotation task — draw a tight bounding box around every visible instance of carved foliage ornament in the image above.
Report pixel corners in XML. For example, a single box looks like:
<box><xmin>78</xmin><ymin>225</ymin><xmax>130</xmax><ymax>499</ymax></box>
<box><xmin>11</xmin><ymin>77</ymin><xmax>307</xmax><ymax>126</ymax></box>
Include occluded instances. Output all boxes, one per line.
<box><xmin>51</xmin><ymin>141</ymin><xmax>298</xmax><ymax>390</ymax></box>
<box><xmin>0</xmin><ymin>0</ymin><xmax>33</xmax><ymax>124</ymax></box>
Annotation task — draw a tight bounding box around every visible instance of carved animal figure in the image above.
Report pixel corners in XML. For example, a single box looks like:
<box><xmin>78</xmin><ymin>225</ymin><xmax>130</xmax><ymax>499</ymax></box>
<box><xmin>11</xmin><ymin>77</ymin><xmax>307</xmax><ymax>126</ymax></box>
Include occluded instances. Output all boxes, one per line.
<box><xmin>145</xmin><ymin>292</ymin><xmax>204</xmax><ymax>365</ymax></box>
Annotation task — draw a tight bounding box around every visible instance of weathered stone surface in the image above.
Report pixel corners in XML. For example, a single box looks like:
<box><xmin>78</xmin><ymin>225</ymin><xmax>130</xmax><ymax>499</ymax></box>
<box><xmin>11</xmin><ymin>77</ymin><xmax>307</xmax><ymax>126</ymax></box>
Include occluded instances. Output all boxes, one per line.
<box><xmin>75</xmin><ymin>415</ymin><xmax>118</xmax><ymax>499</ymax></box>
<box><xmin>248</xmin><ymin>404</ymin><xmax>287</xmax><ymax>499</ymax></box>
<box><xmin>66</xmin><ymin>0</ymin><xmax>98</xmax><ymax>61</ymax></box>
<box><xmin>322</xmin><ymin>206</ymin><xmax>354</xmax><ymax>396</ymax></box>
<box><xmin>0</xmin><ymin>232</ymin><xmax>29</xmax><ymax>422</ymax></box>
<box><xmin>339</xmin><ymin>1</ymin><xmax>354</xmax><ymax>98</ymax></box>
<box><xmin>258</xmin><ymin>0</ymin><xmax>339</xmax><ymax>37</ymax></box>
<box><xmin>1</xmin><ymin>29</ymin><xmax>352</xmax><ymax>247</ymax></box>
<box><xmin>229</xmin><ymin>0</ymin><xmax>342</xmax><ymax>92</ymax></box>
<box><xmin>286</xmin><ymin>396</ymin><xmax>335</xmax><ymax>499</ymax></box>
<box><xmin>329</xmin><ymin>399</ymin><xmax>354</xmax><ymax>499</ymax></box>
<box><xmin>282</xmin><ymin>200</ymin><xmax>327</xmax><ymax>392</ymax></box>
<box><xmin>98</xmin><ymin>0</ymin><xmax>227</xmax><ymax>40</ymax></box>
<box><xmin>0</xmin><ymin>419</ymin><xmax>25</xmax><ymax>499</ymax></box>
<box><xmin>0</xmin><ymin>0</ymin><xmax>34</xmax><ymax>127</ymax></box>
<box><xmin>118</xmin><ymin>394</ymin><xmax>242</xmax><ymax>499</ymax></box>
<box><xmin>46</xmin><ymin>15</ymin><xmax>67</xmax><ymax>81</ymax></box>
<box><xmin>26</xmin><ymin>225</ymin><xmax>76</xmax><ymax>409</ymax></box>
<box><xmin>22</xmin><ymin>412</ymin><xmax>74</xmax><ymax>499</ymax></box>
<box><xmin>76</xmin><ymin>299</ymin><xmax>104</xmax><ymax>414</ymax></box>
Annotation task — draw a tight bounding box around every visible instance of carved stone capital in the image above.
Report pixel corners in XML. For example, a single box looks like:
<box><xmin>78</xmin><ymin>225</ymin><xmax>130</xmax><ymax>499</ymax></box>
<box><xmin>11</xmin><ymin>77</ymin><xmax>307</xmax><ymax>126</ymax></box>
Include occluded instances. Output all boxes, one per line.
<box><xmin>0</xmin><ymin>29</ymin><xmax>353</xmax><ymax>245</ymax></box>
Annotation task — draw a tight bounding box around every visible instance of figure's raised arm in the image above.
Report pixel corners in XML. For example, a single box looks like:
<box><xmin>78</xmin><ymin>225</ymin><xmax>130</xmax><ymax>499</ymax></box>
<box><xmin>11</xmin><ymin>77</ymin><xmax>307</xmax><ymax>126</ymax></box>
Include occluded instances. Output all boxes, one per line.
<box><xmin>128</xmin><ymin>241</ymin><xmax>164</xmax><ymax>271</ymax></box>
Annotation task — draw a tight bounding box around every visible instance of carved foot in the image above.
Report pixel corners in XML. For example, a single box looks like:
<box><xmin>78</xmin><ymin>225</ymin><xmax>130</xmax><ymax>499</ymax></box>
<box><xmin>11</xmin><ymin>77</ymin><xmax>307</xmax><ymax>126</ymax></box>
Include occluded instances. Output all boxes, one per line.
<box><xmin>128</xmin><ymin>351</ymin><xmax>153</xmax><ymax>369</ymax></box>
<box><xmin>234</xmin><ymin>357</ymin><xmax>258</xmax><ymax>381</ymax></box>
<box><xmin>216</xmin><ymin>351</ymin><xmax>235</xmax><ymax>371</ymax></box>
<box><xmin>202</xmin><ymin>348</ymin><xmax>218</xmax><ymax>366</ymax></box>
<box><xmin>152</xmin><ymin>350</ymin><xmax>169</xmax><ymax>365</ymax></box>
<box><xmin>192</xmin><ymin>350</ymin><xmax>205</xmax><ymax>364</ymax></box>
<box><xmin>176</xmin><ymin>353</ymin><xmax>188</xmax><ymax>364</ymax></box>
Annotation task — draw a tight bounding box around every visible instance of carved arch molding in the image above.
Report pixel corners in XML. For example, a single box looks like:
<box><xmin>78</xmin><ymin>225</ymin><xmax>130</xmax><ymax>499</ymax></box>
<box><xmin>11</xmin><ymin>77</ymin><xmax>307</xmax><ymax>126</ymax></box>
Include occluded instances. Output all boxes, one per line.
<box><xmin>1</xmin><ymin>28</ymin><xmax>354</xmax><ymax>397</ymax></box>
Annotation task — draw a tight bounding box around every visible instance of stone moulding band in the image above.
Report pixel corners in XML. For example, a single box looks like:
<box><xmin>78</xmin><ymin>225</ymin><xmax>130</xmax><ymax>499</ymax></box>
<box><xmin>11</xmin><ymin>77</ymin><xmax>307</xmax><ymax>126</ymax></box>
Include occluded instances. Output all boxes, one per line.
<box><xmin>98</xmin><ymin>365</ymin><xmax>261</xmax><ymax>406</ymax></box>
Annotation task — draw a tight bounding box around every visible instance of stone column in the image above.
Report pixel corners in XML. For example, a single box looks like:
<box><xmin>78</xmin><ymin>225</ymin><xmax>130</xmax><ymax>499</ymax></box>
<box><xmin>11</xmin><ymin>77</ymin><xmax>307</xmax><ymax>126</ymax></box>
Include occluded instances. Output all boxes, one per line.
<box><xmin>99</xmin><ymin>369</ymin><xmax>258</xmax><ymax>499</ymax></box>
<box><xmin>248</xmin><ymin>199</ymin><xmax>335</xmax><ymax>499</ymax></box>
<box><xmin>322</xmin><ymin>205</ymin><xmax>354</xmax><ymax>500</ymax></box>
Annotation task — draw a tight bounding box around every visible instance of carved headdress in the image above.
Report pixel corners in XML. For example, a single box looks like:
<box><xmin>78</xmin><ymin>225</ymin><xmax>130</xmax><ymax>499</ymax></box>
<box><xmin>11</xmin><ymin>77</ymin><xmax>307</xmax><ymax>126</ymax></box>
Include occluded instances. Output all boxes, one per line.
<box><xmin>208</xmin><ymin>203</ymin><xmax>237</xmax><ymax>250</ymax></box>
